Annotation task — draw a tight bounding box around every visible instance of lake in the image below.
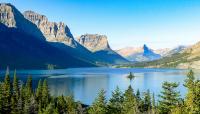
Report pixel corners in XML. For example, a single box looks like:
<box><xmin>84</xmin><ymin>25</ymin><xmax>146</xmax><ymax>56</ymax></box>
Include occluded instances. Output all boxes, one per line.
<box><xmin>0</xmin><ymin>67</ymin><xmax>200</xmax><ymax>105</ymax></box>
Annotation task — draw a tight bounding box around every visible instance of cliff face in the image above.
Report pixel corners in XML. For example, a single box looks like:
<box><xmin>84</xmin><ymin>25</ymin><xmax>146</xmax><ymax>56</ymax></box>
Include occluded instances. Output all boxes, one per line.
<box><xmin>77</xmin><ymin>34</ymin><xmax>111</xmax><ymax>52</ymax></box>
<box><xmin>0</xmin><ymin>3</ymin><xmax>45</xmax><ymax>40</ymax></box>
<box><xmin>23</xmin><ymin>11</ymin><xmax>77</xmax><ymax>47</ymax></box>
<box><xmin>77</xmin><ymin>34</ymin><xmax>129</xmax><ymax>64</ymax></box>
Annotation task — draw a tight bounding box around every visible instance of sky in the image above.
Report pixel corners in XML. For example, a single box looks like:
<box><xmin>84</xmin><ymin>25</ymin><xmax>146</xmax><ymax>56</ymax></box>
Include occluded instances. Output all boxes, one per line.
<box><xmin>1</xmin><ymin>0</ymin><xmax>200</xmax><ymax>50</ymax></box>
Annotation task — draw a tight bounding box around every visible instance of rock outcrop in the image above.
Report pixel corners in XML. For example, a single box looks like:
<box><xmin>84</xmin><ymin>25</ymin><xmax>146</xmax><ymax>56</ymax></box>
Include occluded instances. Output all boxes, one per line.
<box><xmin>77</xmin><ymin>34</ymin><xmax>110</xmax><ymax>52</ymax></box>
<box><xmin>77</xmin><ymin>34</ymin><xmax>129</xmax><ymax>64</ymax></box>
<box><xmin>23</xmin><ymin>11</ymin><xmax>77</xmax><ymax>47</ymax></box>
<box><xmin>0</xmin><ymin>3</ymin><xmax>45</xmax><ymax>40</ymax></box>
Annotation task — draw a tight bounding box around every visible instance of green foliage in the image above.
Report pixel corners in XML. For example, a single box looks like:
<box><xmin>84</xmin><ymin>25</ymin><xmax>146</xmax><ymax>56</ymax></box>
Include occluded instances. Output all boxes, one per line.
<box><xmin>88</xmin><ymin>89</ymin><xmax>107</xmax><ymax>114</ymax></box>
<box><xmin>158</xmin><ymin>82</ymin><xmax>180</xmax><ymax>114</ymax></box>
<box><xmin>107</xmin><ymin>87</ymin><xmax>123</xmax><ymax>114</ymax></box>
<box><xmin>2</xmin><ymin>69</ymin><xmax>11</xmax><ymax>113</ymax></box>
<box><xmin>122</xmin><ymin>86</ymin><xmax>138</xmax><ymax>114</ymax></box>
<box><xmin>184</xmin><ymin>70</ymin><xmax>200</xmax><ymax>113</ymax></box>
<box><xmin>41</xmin><ymin>79</ymin><xmax>50</xmax><ymax>108</ymax></box>
<box><xmin>11</xmin><ymin>70</ymin><xmax>20</xmax><ymax>114</ymax></box>
<box><xmin>142</xmin><ymin>89</ymin><xmax>151</xmax><ymax>112</ymax></box>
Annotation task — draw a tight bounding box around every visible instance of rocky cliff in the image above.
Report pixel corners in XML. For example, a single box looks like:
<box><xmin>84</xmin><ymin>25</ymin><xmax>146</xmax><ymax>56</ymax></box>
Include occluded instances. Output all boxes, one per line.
<box><xmin>23</xmin><ymin>11</ymin><xmax>77</xmax><ymax>47</ymax></box>
<box><xmin>77</xmin><ymin>34</ymin><xmax>129</xmax><ymax>64</ymax></box>
<box><xmin>77</xmin><ymin>34</ymin><xmax>111</xmax><ymax>52</ymax></box>
<box><xmin>0</xmin><ymin>3</ymin><xmax>45</xmax><ymax>40</ymax></box>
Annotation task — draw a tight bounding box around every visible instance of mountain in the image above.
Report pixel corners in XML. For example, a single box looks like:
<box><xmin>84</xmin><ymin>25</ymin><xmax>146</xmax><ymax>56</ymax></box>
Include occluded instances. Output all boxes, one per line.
<box><xmin>0</xmin><ymin>3</ymin><xmax>95</xmax><ymax>69</ymax></box>
<box><xmin>155</xmin><ymin>45</ymin><xmax>187</xmax><ymax>57</ymax></box>
<box><xmin>77</xmin><ymin>34</ymin><xmax>129</xmax><ymax>64</ymax></box>
<box><xmin>23</xmin><ymin>10</ymin><xmax>105</xmax><ymax>65</ymax></box>
<box><xmin>23</xmin><ymin>10</ymin><xmax>76</xmax><ymax>47</ymax></box>
<box><xmin>133</xmin><ymin>43</ymin><xmax>200</xmax><ymax>69</ymax></box>
<box><xmin>117</xmin><ymin>44</ymin><xmax>161</xmax><ymax>62</ymax></box>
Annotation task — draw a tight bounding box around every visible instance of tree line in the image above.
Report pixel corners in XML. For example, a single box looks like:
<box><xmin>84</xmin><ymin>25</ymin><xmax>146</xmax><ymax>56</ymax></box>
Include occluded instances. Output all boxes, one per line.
<box><xmin>0</xmin><ymin>69</ymin><xmax>200</xmax><ymax>114</ymax></box>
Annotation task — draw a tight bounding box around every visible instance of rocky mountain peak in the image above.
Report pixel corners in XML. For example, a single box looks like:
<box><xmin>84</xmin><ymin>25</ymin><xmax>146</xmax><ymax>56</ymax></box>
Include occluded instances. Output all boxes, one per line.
<box><xmin>0</xmin><ymin>3</ymin><xmax>16</xmax><ymax>27</ymax></box>
<box><xmin>23</xmin><ymin>10</ymin><xmax>76</xmax><ymax>47</ymax></box>
<box><xmin>143</xmin><ymin>44</ymin><xmax>150</xmax><ymax>53</ymax></box>
<box><xmin>0</xmin><ymin>3</ymin><xmax>45</xmax><ymax>40</ymax></box>
<box><xmin>77</xmin><ymin>34</ymin><xmax>111</xmax><ymax>52</ymax></box>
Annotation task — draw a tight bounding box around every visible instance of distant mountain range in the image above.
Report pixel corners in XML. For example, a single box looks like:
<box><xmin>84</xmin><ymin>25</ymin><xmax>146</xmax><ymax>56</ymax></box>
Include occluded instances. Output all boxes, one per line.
<box><xmin>0</xmin><ymin>3</ymin><xmax>128</xmax><ymax>69</ymax></box>
<box><xmin>116</xmin><ymin>45</ymin><xmax>187</xmax><ymax>62</ymax></box>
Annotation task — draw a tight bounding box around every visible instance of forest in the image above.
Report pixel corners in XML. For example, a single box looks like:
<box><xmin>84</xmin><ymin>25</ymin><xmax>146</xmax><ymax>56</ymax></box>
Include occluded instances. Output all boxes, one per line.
<box><xmin>0</xmin><ymin>69</ymin><xmax>199</xmax><ymax>114</ymax></box>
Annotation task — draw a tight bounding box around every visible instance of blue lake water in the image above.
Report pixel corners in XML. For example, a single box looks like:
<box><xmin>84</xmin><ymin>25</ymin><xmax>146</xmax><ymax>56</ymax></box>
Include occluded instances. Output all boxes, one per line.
<box><xmin>1</xmin><ymin>67</ymin><xmax>200</xmax><ymax>105</ymax></box>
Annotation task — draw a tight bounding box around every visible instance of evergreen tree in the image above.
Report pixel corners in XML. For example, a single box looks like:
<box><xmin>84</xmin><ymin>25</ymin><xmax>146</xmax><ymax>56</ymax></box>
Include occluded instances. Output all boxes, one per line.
<box><xmin>11</xmin><ymin>70</ymin><xmax>20</xmax><ymax>114</ymax></box>
<box><xmin>24</xmin><ymin>95</ymin><xmax>37</xmax><ymax>114</ymax></box>
<box><xmin>107</xmin><ymin>87</ymin><xmax>123</xmax><ymax>114</ymax></box>
<box><xmin>2</xmin><ymin>67</ymin><xmax>11</xmax><ymax>114</ymax></box>
<box><xmin>65</xmin><ymin>96</ymin><xmax>76</xmax><ymax>114</ymax></box>
<box><xmin>152</xmin><ymin>93</ymin><xmax>156</xmax><ymax>114</ymax></box>
<box><xmin>158</xmin><ymin>82</ymin><xmax>180</xmax><ymax>114</ymax></box>
<box><xmin>12</xmin><ymin>70</ymin><xmax>19</xmax><ymax>100</ymax></box>
<box><xmin>143</xmin><ymin>89</ymin><xmax>151</xmax><ymax>112</ymax></box>
<box><xmin>57</xmin><ymin>95</ymin><xmax>67</xmax><ymax>114</ymax></box>
<box><xmin>77</xmin><ymin>101</ymin><xmax>85</xmax><ymax>114</ymax></box>
<box><xmin>136</xmin><ymin>89</ymin><xmax>141</xmax><ymax>102</ymax></box>
<box><xmin>184</xmin><ymin>70</ymin><xmax>200</xmax><ymax>113</ymax></box>
<box><xmin>41</xmin><ymin>79</ymin><xmax>50</xmax><ymax>108</ymax></box>
<box><xmin>36</xmin><ymin>79</ymin><xmax>42</xmax><ymax>109</ymax></box>
<box><xmin>26</xmin><ymin>76</ymin><xmax>33</xmax><ymax>98</ymax></box>
<box><xmin>39</xmin><ymin>103</ymin><xmax>54</xmax><ymax>114</ymax></box>
<box><xmin>0</xmin><ymin>83</ymin><xmax>3</xmax><ymax>114</ymax></box>
<box><xmin>122</xmin><ymin>86</ymin><xmax>138</xmax><ymax>114</ymax></box>
<box><xmin>88</xmin><ymin>89</ymin><xmax>107</xmax><ymax>114</ymax></box>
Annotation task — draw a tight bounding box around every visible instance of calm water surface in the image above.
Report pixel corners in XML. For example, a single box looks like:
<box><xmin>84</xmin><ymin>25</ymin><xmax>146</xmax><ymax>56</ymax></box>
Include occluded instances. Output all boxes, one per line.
<box><xmin>1</xmin><ymin>67</ymin><xmax>200</xmax><ymax>105</ymax></box>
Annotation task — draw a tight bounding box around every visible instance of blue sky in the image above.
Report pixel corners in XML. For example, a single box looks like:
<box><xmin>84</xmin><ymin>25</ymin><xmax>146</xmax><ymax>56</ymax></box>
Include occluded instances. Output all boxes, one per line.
<box><xmin>1</xmin><ymin>0</ymin><xmax>200</xmax><ymax>49</ymax></box>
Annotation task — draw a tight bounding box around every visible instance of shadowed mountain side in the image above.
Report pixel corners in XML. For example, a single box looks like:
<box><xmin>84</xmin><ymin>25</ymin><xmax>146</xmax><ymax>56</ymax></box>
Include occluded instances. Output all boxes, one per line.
<box><xmin>93</xmin><ymin>49</ymin><xmax>129</xmax><ymax>65</ymax></box>
<box><xmin>0</xmin><ymin>23</ymin><xmax>96</xmax><ymax>69</ymax></box>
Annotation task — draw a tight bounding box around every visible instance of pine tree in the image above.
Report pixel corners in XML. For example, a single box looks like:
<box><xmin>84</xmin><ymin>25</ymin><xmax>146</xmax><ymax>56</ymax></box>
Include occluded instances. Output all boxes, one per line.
<box><xmin>65</xmin><ymin>96</ymin><xmax>76</xmax><ymax>114</ymax></box>
<box><xmin>143</xmin><ymin>89</ymin><xmax>151</xmax><ymax>112</ymax></box>
<box><xmin>40</xmin><ymin>103</ymin><xmax>54</xmax><ymax>114</ymax></box>
<box><xmin>41</xmin><ymin>79</ymin><xmax>50</xmax><ymax>108</ymax></box>
<box><xmin>185</xmin><ymin>73</ymin><xmax>200</xmax><ymax>114</ymax></box>
<box><xmin>107</xmin><ymin>87</ymin><xmax>123</xmax><ymax>114</ymax></box>
<box><xmin>0</xmin><ymin>83</ymin><xmax>3</xmax><ymax>113</ymax></box>
<box><xmin>26</xmin><ymin>76</ymin><xmax>33</xmax><ymax>98</ymax></box>
<box><xmin>88</xmin><ymin>89</ymin><xmax>107</xmax><ymax>114</ymax></box>
<box><xmin>152</xmin><ymin>93</ymin><xmax>156</xmax><ymax>114</ymax></box>
<box><xmin>36</xmin><ymin>79</ymin><xmax>42</xmax><ymax>110</ymax></box>
<box><xmin>24</xmin><ymin>95</ymin><xmax>37</xmax><ymax>114</ymax></box>
<box><xmin>57</xmin><ymin>95</ymin><xmax>67</xmax><ymax>114</ymax></box>
<box><xmin>2</xmin><ymin>67</ymin><xmax>11</xmax><ymax>114</ymax></box>
<box><xmin>11</xmin><ymin>70</ymin><xmax>20</xmax><ymax>114</ymax></box>
<box><xmin>158</xmin><ymin>82</ymin><xmax>180</xmax><ymax>114</ymax></box>
<box><xmin>122</xmin><ymin>86</ymin><xmax>138</xmax><ymax>114</ymax></box>
<box><xmin>136</xmin><ymin>89</ymin><xmax>141</xmax><ymax>102</ymax></box>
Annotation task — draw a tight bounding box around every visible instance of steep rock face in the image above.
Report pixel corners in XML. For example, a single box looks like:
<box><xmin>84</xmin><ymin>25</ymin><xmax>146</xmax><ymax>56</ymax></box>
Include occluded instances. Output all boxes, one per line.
<box><xmin>23</xmin><ymin>11</ymin><xmax>76</xmax><ymax>47</ymax></box>
<box><xmin>77</xmin><ymin>34</ymin><xmax>129</xmax><ymax>64</ymax></box>
<box><xmin>0</xmin><ymin>3</ymin><xmax>45</xmax><ymax>40</ymax></box>
<box><xmin>77</xmin><ymin>34</ymin><xmax>110</xmax><ymax>52</ymax></box>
